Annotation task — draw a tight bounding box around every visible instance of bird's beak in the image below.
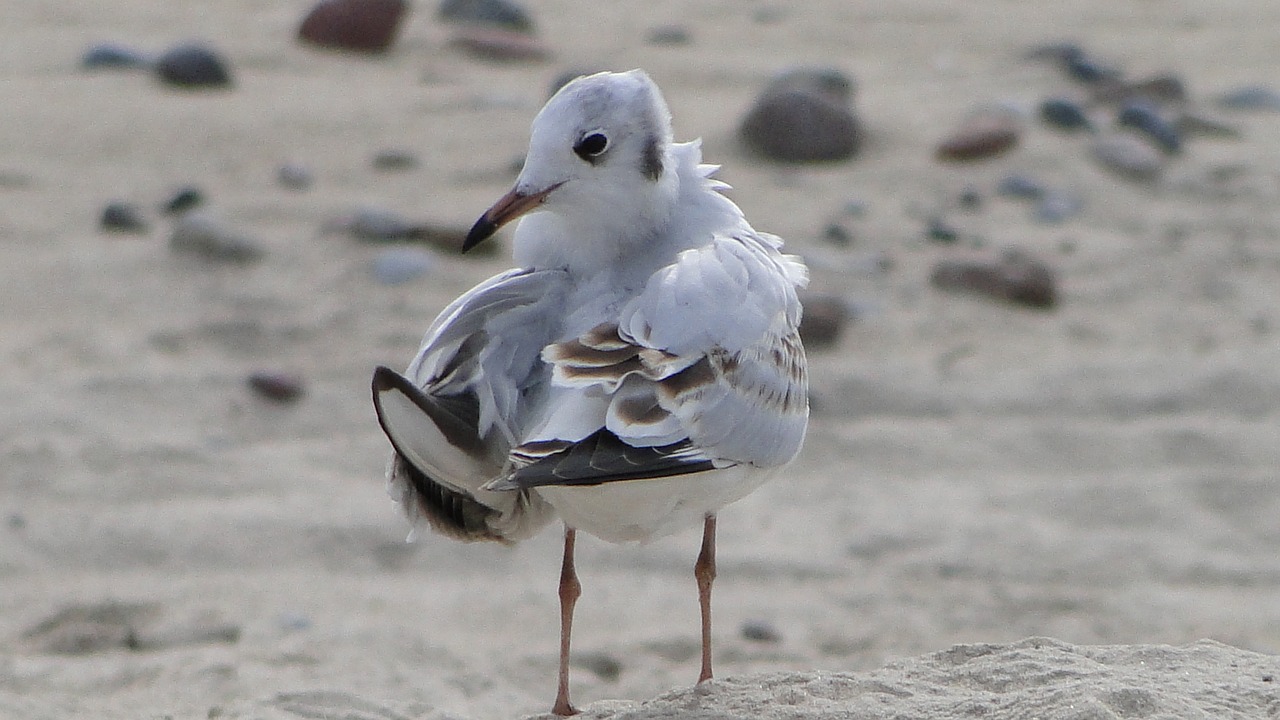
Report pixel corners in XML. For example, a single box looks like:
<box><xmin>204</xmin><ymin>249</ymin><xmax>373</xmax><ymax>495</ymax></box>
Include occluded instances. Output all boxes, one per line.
<box><xmin>463</xmin><ymin>182</ymin><xmax>563</xmax><ymax>253</ymax></box>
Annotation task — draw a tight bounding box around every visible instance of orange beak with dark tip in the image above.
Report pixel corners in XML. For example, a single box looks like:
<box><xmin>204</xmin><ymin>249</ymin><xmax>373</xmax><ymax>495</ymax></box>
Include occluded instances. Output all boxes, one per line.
<box><xmin>463</xmin><ymin>182</ymin><xmax>565</xmax><ymax>253</ymax></box>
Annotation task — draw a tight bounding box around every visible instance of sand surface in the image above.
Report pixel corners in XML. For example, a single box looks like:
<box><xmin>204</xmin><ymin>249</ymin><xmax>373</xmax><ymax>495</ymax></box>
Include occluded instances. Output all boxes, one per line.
<box><xmin>3</xmin><ymin>1</ymin><xmax>1280</xmax><ymax>718</ymax></box>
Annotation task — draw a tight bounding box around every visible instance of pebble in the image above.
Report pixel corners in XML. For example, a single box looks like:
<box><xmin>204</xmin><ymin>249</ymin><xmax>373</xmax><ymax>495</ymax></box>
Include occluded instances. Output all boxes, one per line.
<box><xmin>798</xmin><ymin>293</ymin><xmax>849</xmax><ymax>350</ymax></box>
<box><xmin>154</xmin><ymin>43</ymin><xmax>233</xmax><ymax>88</ymax></box>
<box><xmin>163</xmin><ymin>186</ymin><xmax>205</xmax><ymax>215</ymax></box>
<box><xmin>738</xmin><ymin>66</ymin><xmax>861</xmax><ymax>162</ymax></box>
<box><xmin>573</xmin><ymin>651</ymin><xmax>623</xmax><ymax>681</ymax></box>
<box><xmin>438</xmin><ymin>0</ymin><xmax>534</xmax><ymax>32</ymax></box>
<box><xmin>327</xmin><ymin>206</ymin><xmax>416</xmax><ymax>242</ymax></box>
<box><xmin>997</xmin><ymin>173</ymin><xmax>1046</xmax><ymax>200</ymax></box>
<box><xmin>646</xmin><ymin>24</ymin><xmax>692</xmax><ymax>46</ymax></box>
<box><xmin>170</xmin><ymin>213</ymin><xmax>265</xmax><ymax>263</ymax></box>
<box><xmin>449</xmin><ymin>26</ymin><xmax>551</xmax><ymax>61</ymax></box>
<box><xmin>1116</xmin><ymin>99</ymin><xmax>1181</xmax><ymax>154</ymax></box>
<box><xmin>926</xmin><ymin>217</ymin><xmax>959</xmax><ymax>244</ymax></box>
<box><xmin>248</xmin><ymin>371</ymin><xmax>307</xmax><ymax>403</ymax></box>
<box><xmin>298</xmin><ymin>0</ymin><xmax>408</xmax><ymax>54</ymax></box>
<box><xmin>821</xmin><ymin>222</ymin><xmax>852</xmax><ymax>247</ymax></box>
<box><xmin>1216</xmin><ymin>85</ymin><xmax>1280</xmax><ymax>112</ymax></box>
<box><xmin>930</xmin><ymin>250</ymin><xmax>1057</xmax><ymax>309</ymax></box>
<box><xmin>1091</xmin><ymin>131</ymin><xmax>1165</xmax><ymax>183</ymax></box>
<box><xmin>277</xmin><ymin>163</ymin><xmax>314</xmax><ymax>190</ymax></box>
<box><xmin>1175</xmin><ymin>111</ymin><xmax>1240</xmax><ymax>139</ymax></box>
<box><xmin>81</xmin><ymin>42</ymin><xmax>152</xmax><ymax>70</ymax></box>
<box><xmin>957</xmin><ymin>185</ymin><xmax>982</xmax><ymax>211</ymax></box>
<box><xmin>1034</xmin><ymin>190</ymin><xmax>1084</xmax><ymax>224</ymax></box>
<box><xmin>100</xmin><ymin>202</ymin><xmax>149</xmax><ymax>233</ymax></box>
<box><xmin>372</xmin><ymin>247</ymin><xmax>435</xmax><ymax>284</ymax></box>
<box><xmin>740</xmin><ymin>619</ymin><xmax>782</xmax><ymax>643</ymax></box>
<box><xmin>935</xmin><ymin>108</ymin><xmax>1020</xmax><ymax>162</ymax></box>
<box><xmin>1065</xmin><ymin>53</ymin><xmax>1121</xmax><ymax>85</ymax></box>
<box><xmin>372</xmin><ymin>149</ymin><xmax>419</xmax><ymax>171</ymax></box>
<box><xmin>1039</xmin><ymin>97</ymin><xmax>1094</xmax><ymax>132</ymax></box>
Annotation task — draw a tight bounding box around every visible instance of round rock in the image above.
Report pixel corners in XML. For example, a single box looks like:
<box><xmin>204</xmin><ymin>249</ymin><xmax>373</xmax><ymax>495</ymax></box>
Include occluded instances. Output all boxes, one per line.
<box><xmin>169</xmin><ymin>213</ymin><xmax>265</xmax><ymax>263</ymax></box>
<box><xmin>298</xmin><ymin>0</ymin><xmax>409</xmax><ymax>53</ymax></box>
<box><xmin>936</xmin><ymin>108</ymin><xmax>1020</xmax><ymax>162</ymax></box>
<box><xmin>82</xmin><ymin>42</ymin><xmax>152</xmax><ymax>70</ymax></box>
<box><xmin>438</xmin><ymin>0</ymin><xmax>534</xmax><ymax>32</ymax></box>
<box><xmin>739</xmin><ymin>67</ymin><xmax>861</xmax><ymax>163</ymax></box>
<box><xmin>248</xmin><ymin>371</ymin><xmax>306</xmax><ymax>403</ymax></box>
<box><xmin>154</xmin><ymin>43</ymin><xmax>232</xmax><ymax>88</ymax></box>
<box><xmin>100</xmin><ymin>202</ymin><xmax>149</xmax><ymax>234</ymax></box>
<box><xmin>1091</xmin><ymin>132</ymin><xmax>1164</xmax><ymax>183</ymax></box>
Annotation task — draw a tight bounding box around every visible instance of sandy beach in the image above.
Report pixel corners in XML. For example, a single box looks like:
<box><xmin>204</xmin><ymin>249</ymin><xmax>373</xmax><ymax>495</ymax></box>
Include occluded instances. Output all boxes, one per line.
<box><xmin>3</xmin><ymin>1</ymin><xmax>1280</xmax><ymax>718</ymax></box>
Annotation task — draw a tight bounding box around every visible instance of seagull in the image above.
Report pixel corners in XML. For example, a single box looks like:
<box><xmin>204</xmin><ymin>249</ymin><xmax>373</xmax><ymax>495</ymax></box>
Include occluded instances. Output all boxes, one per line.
<box><xmin>371</xmin><ymin>69</ymin><xmax>808</xmax><ymax>716</ymax></box>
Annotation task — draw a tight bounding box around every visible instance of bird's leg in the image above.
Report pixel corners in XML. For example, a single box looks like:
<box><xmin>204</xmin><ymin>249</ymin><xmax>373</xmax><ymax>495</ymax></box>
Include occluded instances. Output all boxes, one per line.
<box><xmin>553</xmin><ymin>525</ymin><xmax>581</xmax><ymax>716</ymax></box>
<box><xmin>695</xmin><ymin>513</ymin><xmax>717</xmax><ymax>683</ymax></box>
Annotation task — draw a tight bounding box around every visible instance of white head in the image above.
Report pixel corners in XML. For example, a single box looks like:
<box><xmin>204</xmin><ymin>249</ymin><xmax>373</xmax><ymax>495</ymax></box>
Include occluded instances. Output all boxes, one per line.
<box><xmin>464</xmin><ymin>70</ymin><xmax>681</xmax><ymax>271</ymax></box>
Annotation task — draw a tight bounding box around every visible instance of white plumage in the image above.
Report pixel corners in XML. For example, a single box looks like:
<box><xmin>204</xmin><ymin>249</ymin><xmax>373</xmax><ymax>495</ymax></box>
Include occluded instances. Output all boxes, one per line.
<box><xmin>371</xmin><ymin>69</ymin><xmax>808</xmax><ymax>715</ymax></box>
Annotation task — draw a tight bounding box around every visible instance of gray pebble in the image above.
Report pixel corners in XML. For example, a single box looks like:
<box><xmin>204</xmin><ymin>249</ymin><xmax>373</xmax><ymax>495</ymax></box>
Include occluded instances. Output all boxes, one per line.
<box><xmin>741</xmin><ymin>619</ymin><xmax>782</xmax><ymax>643</ymax></box>
<box><xmin>154</xmin><ymin>43</ymin><xmax>232</xmax><ymax>88</ymax></box>
<box><xmin>739</xmin><ymin>67</ymin><xmax>861</xmax><ymax>162</ymax></box>
<box><xmin>926</xmin><ymin>217</ymin><xmax>959</xmax><ymax>244</ymax></box>
<box><xmin>163</xmin><ymin>186</ymin><xmax>205</xmax><ymax>215</ymax></box>
<box><xmin>170</xmin><ymin>213</ymin><xmax>265</xmax><ymax>263</ymax></box>
<box><xmin>277</xmin><ymin>163</ymin><xmax>314</xmax><ymax>190</ymax></box>
<box><xmin>821</xmin><ymin>222</ymin><xmax>852</xmax><ymax>247</ymax></box>
<box><xmin>1034</xmin><ymin>190</ymin><xmax>1083</xmax><ymax>224</ymax></box>
<box><xmin>1217</xmin><ymin>85</ymin><xmax>1280</xmax><ymax>112</ymax></box>
<box><xmin>247</xmin><ymin>371</ymin><xmax>306</xmax><ymax>403</ymax></box>
<box><xmin>997</xmin><ymin>173</ymin><xmax>1046</xmax><ymax>200</ymax></box>
<box><xmin>438</xmin><ymin>0</ymin><xmax>534</xmax><ymax>32</ymax></box>
<box><xmin>82</xmin><ymin>42</ymin><xmax>152</xmax><ymax>70</ymax></box>
<box><xmin>330</xmin><ymin>206</ymin><xmax>416</xmax><ymax>242</ymax></box>
<box><xmin>1091</xmin><ymin>132</ymin><xmax>1164</xmax><ymax>183</ymax></box>
<box><xmin>372</xmin><ymin>149</ymin><xmax>419</xmax><ymax>171</ymax></box>
<box><xmin>645</xmin><ymin>24</ymin><xmax>691</xmax><ymax>46</ymax></box>
<box><xmin>100</xmin><ymin>202</ymin><xmax>149</xmax><ymax>233</ymax></box>
<box><xmin>372</xmin><ymin>247</ymin><xmax>435</xmax><ymax>284</ymax></box>
<box><xmin>1039</xmin><ymin>97</ymin><xmax>1094</xmax><ymax>132</ymax></box>
<box><xmin>1117</xmin><ymin>99</ymin><xmax>1181</xmax><ymax>154</ymax></box>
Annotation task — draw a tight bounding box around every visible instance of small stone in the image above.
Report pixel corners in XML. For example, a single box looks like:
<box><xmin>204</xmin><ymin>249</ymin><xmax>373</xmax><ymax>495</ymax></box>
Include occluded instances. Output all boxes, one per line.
<box><xmin>957</xmin><ymin>185</ymin><xmax>982</xmax><ymax>211</ymax></box>
<box><xmin>298</xmin><ymin>0</ymin><xmax>408</xmax><ymax>53</ymax></box>
<box><xmin>1064</xmin><ymin>53</ymin><xmax>1121</xmax><ymax>85</ymax></box>
<box><xmin>1175</xmin><ymin>111</ymin><xmax>1241</xmax><ymax>139</ymax></box>
<box><xmin>1216</xmin><ymin>85</ymin><xmax>1280</xmax><ymax>112</ymax></box>
<box><xmin>573</xmin><ymin>651</ymin><xmax>623</xmax><ymax>681</ymax></box>
<box><xmin>247</xmin><ymin>371</ymin><xmax>306</xmax><ymax>403</ymax></box>
<box><xmin>821</xmin><ymin>222</ymin><xmax>852</xmax><ymax>247</ymax></box>
<box><xmin>372</xmin><ymin>149</ymin><xmax>419</xmax><ymax>171</ymax></box>
<box><xmin>7</xmin><ymin>512</ymin><xmax>25</xmax><ymax>530</ymax></box>
<box><xmin>1039</xmin><ymin>97</ymin><xmax>1094</xmax><ymax>132</ymax></box>
<box><xmin>82</xmin><ymin>42</ymin><xmax>152</xmax><ymax>70</ymax></box>
<box><xmin>935</xmin><ymin>108</ymin><xmax>1020</xmax><ymax>162</ymax></box>
<box><xmin>170</xmin><ymin>213</ymin><xmax>265</xmax><ymax>263</ymax></box>
<box><xmin>1120</xmin><ymin>73</ymin><xmax>1187</xmax><ymax>104</ymax></box>
<box><xmin>997</xmin><ymin>173</ymin><xmax>1046</xmax><ymax>200</ymax></box>
<box><xmin>739</xmin><ymin>67</ymin><xmax>861</xmax><ymax>163</ymax></box>
<box><xmin>798</xmin><ymin>293</ymin><xmax>849</xmax><ymax>349</ymax></box>
<box><xmin>926</xmin><ymin>217</ymin><xmax>959</xmax><ymax>244</ymax></box>
<box><xmin>327</xmin><ymin>206</ymin><xmax>416</xmax><ymax>242</ymax></box>
<box><xmin>100</xmin><ymin>202</ymin><xmax>149</xmax><ymax>234</ymax></box>
<box><xmin>1091</xmin><ymin>131</ymin><xmax>1164</xmax><ymax>183</ymax></box>
<box><xmin>277</xmin><ymin>611</ymin><xmax>312</xmax><ymax>632</ymax></box>
<box><xmin>741</xmin><ymin>619</ymin><xmax>782</xmax><ymax>643</ymax></box>
<box><xmin>372</xmin><ymin>247</ymin><xmax>435</xmax><ymax>284</ymax></box>
<box><xmin>1117</xmin><ymin>99</ymin><xmax>1181</xmax><ymax>154</ymax></box>
<box><xmin>154</xmin><ymin>43</ymin><xmax>232</xmax><ymax>88</ymax></box>
<box><xmin>1034</xmin><ymin>190</ymin><xmax>1083</xmax><ymax>224</ymax></box>
<box><xmin>277</xmin><ymin>163</ymin><xmax>314</xmax><ymax>190</ymax></box>
<box><xmin>438</xmin><ymin>0</ymin><xmax>534</xmax><ymax>32</ymax></box>
<box><xmin>930</xmin><ymin>250</ymin><xmax>1057</xmax><ymax>309</ymax></box>
<box><xmin>646</xmin><ymin>24</ymin><xmax>691</xmax><ymax>46</ymax></box>
<box><xmin>448</xmin><ymin>26</ymin><xmax>550</xmax><ymax>62</ymax></box>
<box><xmin>163</xmin><ymin>186</ymin><xmax>205</xmax><ymax>215</ymax></box>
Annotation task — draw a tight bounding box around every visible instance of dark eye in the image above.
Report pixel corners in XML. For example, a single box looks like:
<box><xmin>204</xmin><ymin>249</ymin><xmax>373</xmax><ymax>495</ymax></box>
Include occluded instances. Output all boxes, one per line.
<box><xmin>573</xmin><ymin>132</ymin><xmax>609</xmax><ymax>161</ymax></box>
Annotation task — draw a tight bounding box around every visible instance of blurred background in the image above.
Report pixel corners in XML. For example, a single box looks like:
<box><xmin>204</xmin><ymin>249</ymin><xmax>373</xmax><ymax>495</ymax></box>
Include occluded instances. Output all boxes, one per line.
<box><xmin>2</xmin><ymin>1</ymin><xmax>1279</xmax><ymax>718</ymax></box>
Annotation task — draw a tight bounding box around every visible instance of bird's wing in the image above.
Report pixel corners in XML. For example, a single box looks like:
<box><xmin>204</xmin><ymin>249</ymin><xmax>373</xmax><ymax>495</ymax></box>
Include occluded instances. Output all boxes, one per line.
<box><xmin>491</xmin><ymin>233</ymin><xmax>809</xmax><ymax>491</ymax></box>
<box><xmin>373</xmin><ymin>268</ymin><xmax>565</xmax><ymax>541</ymax></box>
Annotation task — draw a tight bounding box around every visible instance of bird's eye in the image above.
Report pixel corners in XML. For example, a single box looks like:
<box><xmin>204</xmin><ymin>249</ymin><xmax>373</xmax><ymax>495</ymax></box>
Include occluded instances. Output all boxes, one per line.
<box><xmin>573</xmin><ymin>132</ymin><xmax>609</xmax><ymax>161</ymax></box>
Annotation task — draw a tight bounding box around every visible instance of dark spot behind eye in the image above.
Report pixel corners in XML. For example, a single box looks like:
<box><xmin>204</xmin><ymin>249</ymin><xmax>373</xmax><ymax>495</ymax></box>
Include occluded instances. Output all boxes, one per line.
<box><xmin>574</xmin><ymin>132</ymin><xmax>609</xmax><ymax>163</ymax></box>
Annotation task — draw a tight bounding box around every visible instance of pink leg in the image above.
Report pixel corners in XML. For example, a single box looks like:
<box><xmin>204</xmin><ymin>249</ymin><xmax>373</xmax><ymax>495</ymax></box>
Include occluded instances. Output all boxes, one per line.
<box><xmin>552</xmin><ymin>526</ymin><xmax>581</xmax><ymax>716</ymax></box>
<box><xmin>695</xmin><ymin>514</ymin><xmax>717</xmax><ymax>683</ymax></box>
